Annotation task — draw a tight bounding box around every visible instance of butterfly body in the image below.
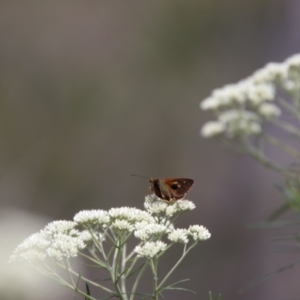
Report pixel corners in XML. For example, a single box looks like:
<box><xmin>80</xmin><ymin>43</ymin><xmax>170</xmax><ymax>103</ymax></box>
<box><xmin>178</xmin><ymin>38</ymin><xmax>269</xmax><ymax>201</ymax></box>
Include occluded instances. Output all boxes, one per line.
<box><xmin>149</xmin><ymin>178</ymin><xmax>194</xmax><ymax>201</ymax></box>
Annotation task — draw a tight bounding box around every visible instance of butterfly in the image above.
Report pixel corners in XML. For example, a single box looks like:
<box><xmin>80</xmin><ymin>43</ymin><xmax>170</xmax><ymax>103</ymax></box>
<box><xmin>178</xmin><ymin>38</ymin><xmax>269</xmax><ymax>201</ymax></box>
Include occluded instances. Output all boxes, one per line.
<box><xmin>131</xmin><ymin>175</ymin><xmax>194</xmax><ymax>201</ymax></box>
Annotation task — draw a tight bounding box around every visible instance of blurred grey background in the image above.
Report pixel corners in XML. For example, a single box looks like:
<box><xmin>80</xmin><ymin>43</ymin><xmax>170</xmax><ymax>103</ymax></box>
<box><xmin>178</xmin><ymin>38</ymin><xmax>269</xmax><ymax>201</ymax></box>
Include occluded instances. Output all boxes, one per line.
<box><xmin>1</xmin><ymin>1</ymin><xmax>300</xmax><ymax>299</ymax></box>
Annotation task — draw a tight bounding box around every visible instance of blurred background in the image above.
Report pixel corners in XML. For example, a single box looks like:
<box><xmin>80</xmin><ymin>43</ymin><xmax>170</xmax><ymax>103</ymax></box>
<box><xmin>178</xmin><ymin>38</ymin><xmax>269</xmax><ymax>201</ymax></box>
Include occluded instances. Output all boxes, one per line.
<box><xmin>1</xmin><ymin>1</ymin><xmax>300</xmax><ymax>299</ymax></box>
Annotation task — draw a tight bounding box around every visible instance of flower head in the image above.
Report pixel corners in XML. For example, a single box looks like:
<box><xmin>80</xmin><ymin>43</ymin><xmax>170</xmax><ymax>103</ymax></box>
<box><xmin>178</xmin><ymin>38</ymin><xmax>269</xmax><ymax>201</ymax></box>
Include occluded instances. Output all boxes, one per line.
<box><xmin>168</xmin><ymin>229</ymin><xmax>189</xmax><ymax>244</ymax></box>
<box><xmin>134</xmin><ymin>241</ymin><xmax>167</xmax><ymax>258</ymax></box>
<box><xmin>134</xmin><ymin>223</ymin><xmax>168</xmax><ymax>241</ymax></box>
<box><xmin>74</xmin><ymin>210</ymin><xmax>110</xmax><ymax>226</ymax></box>
<box><xmin>10</xmin><ymin>221</ymin><xmax>86</xmax><ymax>263</ymax></box>
<box><xmin>188</xmin><ymin>225</ymin><xmax>211</xmax><ymax>241</ymax></box>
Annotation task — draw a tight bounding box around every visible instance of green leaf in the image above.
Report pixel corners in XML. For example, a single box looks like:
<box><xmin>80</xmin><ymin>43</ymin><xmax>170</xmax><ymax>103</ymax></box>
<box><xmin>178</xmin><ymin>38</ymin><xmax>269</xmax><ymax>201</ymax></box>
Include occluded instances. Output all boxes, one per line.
<box><xmin>85</xmin><ymin>283</ymin><xmax>91</xmax><ymax>300</ymax></box>
<box><xmin>240</xmin><ymin>258</ymin><xmax>300</xmax><ymax>293</ymax></box>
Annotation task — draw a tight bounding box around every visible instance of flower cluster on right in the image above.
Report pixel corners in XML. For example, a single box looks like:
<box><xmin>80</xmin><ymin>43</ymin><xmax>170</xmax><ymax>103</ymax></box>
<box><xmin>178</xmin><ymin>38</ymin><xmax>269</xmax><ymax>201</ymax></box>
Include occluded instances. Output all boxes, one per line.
<box><xmin>201</xmin><ymin>54</ymin><xmax>300</xmax><ymax>138</ymax></box>
<box><xmin>200</xmin><ymin>53</ymin><xmax>300</xmax><ymax>174</ymax></box>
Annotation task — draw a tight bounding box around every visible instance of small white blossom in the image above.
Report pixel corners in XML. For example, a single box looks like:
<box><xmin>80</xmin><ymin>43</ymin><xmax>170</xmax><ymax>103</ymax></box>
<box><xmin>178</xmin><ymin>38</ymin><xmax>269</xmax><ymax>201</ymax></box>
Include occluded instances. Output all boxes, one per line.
<box><xmin>200</xmin><ymin>96</ymin><xmax>222</xmax><ymax>110</ymax></box>
<box><xmin>188</xmin><ymin>225</ymin><xmax>211</xmax><ymax>241</ymax></box>
<box><xmin>247</xmin><ymin>83</ymin><xmax>275</xmax><ymax>105</ymax></box>
<box><xmin>10</xmin><ymin>220</ymin><xmax>86</xmax><ymax>263</ymax></box>
<box><xmin>144</xmin><ymin>195</ymin><xmax>168</xmax><ymax>214</ymax></box>
<box><xmin>168</xmin><ymin>229</ymin><xmax>189</xmax><ymax>244</ymax></box>
<box><xmin>218</xmin><ymin>110</ymin><xmax>259</xmax><ymax>123</ymax></box>
<box><xmin>286</xmin><ymin>53</ymin><xmax>300</xmax><ymax>69</ymax></box>
<box><xmin>175</xmin><ymin>200</ymin><xmax>196</xmax><ymax>212</ymax></box>
<box><xmin>201</xmin><ymin>121</ymin><xmax>225</xmax><ymax>137</ymax></box>
<box><xmin>258</xmin><ymin>103</ymin><xmax>281</xmax><ymax>119</ymax></box>
<box><xmin>44</xmin><ymin>221</ymin><xmax>76</xmax><ymax>235</ymax></box>
<box><xmin>9</xmin><ymin>233</ymin><xmax>48</xmax><ymax>263</ymax></box>
<box><xmin>46</xmin><ymin>232</ymin><xmax>85</xmax><ymax>261</ymax></box>
<box><xmin>134</xmin><ymin>223</ymin><xmax>167</xmax><ymax>241</ymax></box>
<box><xmin>135</xmin><ymin>220</ymin><xmax>155</xmax><ymax>230</ymax></box>
<box><xmin>252</xmin><ymin>63</ymin><xmax>286</xmax><ymax>83</ymax></box>
<box><xmin>157</xmin><ymin>217</ymin><xmax>175</xmax><ymax>232</ymax></box>
<box><xmin>134</xmin><ymin>241</ymin><xmax>167</xmax><ymax>258</ymax></box>
<box><xmin>111</xmin><ymin>219</ymin><xmax>134</xmax><ymax>232</ymax></box>
<box><xmin>79</xmin><ymin>230</ymin><xmax>94</xmax><ymax>242</ymax></box>
<box><xmin>217</xmin><ymin>110</ymin><xmax>262</xmax><ymax>137</ymax></box>
<box><xmin>165</xmin><ymin>204</ymin><xmax>178</xmax><ymax>217</ymax></box>
<box><xmin>74</xmin><ymin>210</ymin><xmax>110</xmax><ymax>226</ymax></box>
<box><xmin>211</xmin><ymin>87</ymin><xmax>236</xmax><ymax>107</ymax></box>
<box><xmin>109</xmin><ymin>207</ymin><xmax>154</xmax><ymax>224</ymax></box>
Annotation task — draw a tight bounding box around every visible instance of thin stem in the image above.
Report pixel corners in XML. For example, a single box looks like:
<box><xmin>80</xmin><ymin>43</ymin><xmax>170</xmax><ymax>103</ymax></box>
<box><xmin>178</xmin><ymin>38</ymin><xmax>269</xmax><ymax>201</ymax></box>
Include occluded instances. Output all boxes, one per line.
<box><xmin>277</xmin><ymin>96</ymin><xmax>300</xmax><ymax>120</ymax></box>
<box><xmin>37</xmin><ymin>265</ymin><xmax>98</xmax><ymax>300</ymax></box>
<box><xmin>58</xmin><ymin>258</ymin><xmax>115</xmax><ymax>294</ymax></box>
<box><xmin>157</xmin><ymin>243</ymin><xmax>197</xmax><ymax>290</ymax></box>
<box><xmin>111</xmin><ymin>237</ymin><xmax>124</xmax><ymax>299</ymax></box>
<box><xmin>126</xmin><ymin>242</ymin><xmax>142</xmax><ymax>262</ymax></box>
<box><xmin>264</xmin><ymin>133</ymin><xmax>300</xmax><ymax>159</ymax></box>
<box><xmin>65</xmin><ymin>260</ymin><xmax>75</xmax><ymax>286</ymax></box>
<box><xmin>120</xmin><ymin>243</ymin><xmax>128</xmax><ymax>300</ymax></box>
<box><xmin>242</xmin><ymin>137</ymin><xmax>298</xmax><ymax>175</ymax></box>
<box><xmin>150</xmin><ymin>258</ymin><xmax>158</xmax><ymax>300</ymax></box>
<box><xmin>130</xmin><ymin>261</ymin><xmax>149</xmax><ymax>300</ymax></box>
<box><xmin>271</xmin><ymin>118</ymin><xmax>300</xmax><ymax>138</ymax></box>
<box><xmin>79</xmin><ymin>251</ymin><xmax>107</xmax><ymax>269</ymax></box>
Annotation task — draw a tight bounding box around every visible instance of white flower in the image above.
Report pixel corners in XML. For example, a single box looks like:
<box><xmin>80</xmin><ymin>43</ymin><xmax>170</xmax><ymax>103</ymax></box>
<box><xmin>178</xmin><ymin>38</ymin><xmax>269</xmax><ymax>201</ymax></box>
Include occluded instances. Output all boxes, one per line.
<box><xmin>247</xmin><ymin>83</ymin><xmax>275</xmax><ymax>105</ymax></box>
<box><xmin>165</xmin><ymin>204</ymin><xmax>178</xmax><ymax>217</ymax></box>
<box><xmin>134</xmin><ymin>241</ymin><xmax>167</xmax><ymax>258</ymax></box>
<box><xmin>252</xmin><ymin>63</ymin><xmax>287</xmax><ymax>83</ymax></box>
<box><xmin>175</xmin><ymin>200</ymin><xmax>196</xmax><ymax>211</ymax></box>
<box><xmin>258</xmin><ymin>103</ymin><xmax>281</xmax><ymax>119</ymax></box>
<box><xmin>111</xmin><ymin>219</ymin><xmax>134</xmax><ymax>232</ymax></box>
<box><xmin>218</xmin><ymin>110</ymin><xmax>259</xmax><ymax>123</ymax></box>
<box><xmin>9</xmin><ymin>232</ymin><xmax>48</xmax><ymax>263</ymax></box>
<box><xmin>200</xmin><ymin>96</ymin><xmax>222</xmax><ymax>110</ymax></box>
<box><xmin>79</xmin><ymin>230</ymin><xmax>94</xmax><ymax>243</ymax></box>
<box><xmin>188</xmin><ymin>225</ymin><xmax>211</xmax><ymax>241</ymax></box>
<box><xmin>74</xmin><ymin>210</ymin><xmax>110</xmax><ymax>226</ymax></box>
<box><xmin>45</xmin><ymin>232</ymin><xmax>85</xmax><ymax>261</ymax></box>
<box><xmin>201</xmin><ymin>121</ymin><xmax>225</xmax><ymax>137</ymax></box>
<box><xmin>144</xmin><ymin>195</ymin><xmax>168</xmax><ymax>214</ymax></box>
<box><xmin>44</xmin><ymin>221</ymin><xmax>76</xmax><ymax>235</ymax></box>
<box><xmin>109</xmin><ymin>207</ymin><xmax>154</xmax><ymax>224</ymax></box>
<box><xmin>286</xmin><ymin>53</ymin><xmax>300</xmax><ymax>68</ymax></box>
<box><xmin>10</xmin><ymin>221</ymin><xmax>86</xmax><ymax>263</ymax></box>
<box><xmin>168</xmin><ymin>229</ymin><xmax>189</xmax><ymax>244</ymax></box>
<box><xmin>217</xmin><ymin>110</ymin><xmax>262</xmax><ymax>137</ymax></box>
<box><xmin>134</xmin><ymin>223</ymin><xmax>167</xmax><ymax>241</ymax></box>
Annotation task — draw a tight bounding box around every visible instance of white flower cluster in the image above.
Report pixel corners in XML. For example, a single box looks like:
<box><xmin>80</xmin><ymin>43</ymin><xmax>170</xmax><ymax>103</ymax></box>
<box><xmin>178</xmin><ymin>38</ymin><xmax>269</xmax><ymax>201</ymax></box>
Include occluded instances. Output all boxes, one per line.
<box><xmin>200</xmin><ymin>53</ymin><xmax>300</xmax><ymax>138</ymax></box>
<box><xmin>74</xmin><ymin>209</ymin><xmax>110</xmax><ymax>226</ymax></box>
<box><xmin>135</xmin><ymin>241</ymin><xmax>167</xmax><ymax>258</ymax></box>
<box><xmin>144</xmin><ymin>194</ymin><xmax>196</xmax><ymax>217</ymax></box>
<box><xmin>11</xmin><ymin>197</ymin><xmax>210</xmax><ymax>262</ymax></box>
<box><xmin>10</xmin><ymin>221</ymin><xmax>85</xmax><ymax>263</ymax></box>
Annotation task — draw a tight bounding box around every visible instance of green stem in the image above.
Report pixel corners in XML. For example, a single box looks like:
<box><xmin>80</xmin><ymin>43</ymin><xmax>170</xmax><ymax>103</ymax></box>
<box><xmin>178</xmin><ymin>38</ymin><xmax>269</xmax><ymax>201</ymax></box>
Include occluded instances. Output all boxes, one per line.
<box><xmin>264</xmin><ymin>133</ymin><xmax>300</xmax><ymax>159</ymax></box>
<box><xmin>151</xmin><ymin>258</ymin><xmax>159</xmax><ymax>300</ymax></box>
<box><xmin>37</xmin><ymin>265</ymin><xmax>98</xmax><ymax>300</ymax></box>
<box><xmin>79</xmin><ymin>251</ymin><xmax>107</xmax><ymax>269</ymax></box>
<box><xmin>277</xmin><ymin>96</ymin><xmax>300</xmax><ymax>120</ymax></box>
<box><xmin>157</xmin><ymin>243</ymin><xmax>197</xmax><ymax>290</ymax></box>
<box><xmin>242</xmin><ymin>137</ymin><xmax>298</xmax><ymax>175</ymax></box>
<box><xmin>271</xmin><ymin>118</ymin><xmax>300</xmax><ymax>138</ymax></box>
<box><xmin>111</xmin><ymin>237</ymin><xmax>124</xmax><ymax>299</ymax></box>
<box><xmin>120</xmin><ymin>244</ymin><xmax>128</xmax><ymax>300</ymax></box>
<box><xmin>130</xmin><ymin>261</ymin><xmax>148</xmax><ymax>300</ymax></box>
<box><xmin>59</xmin><ymin>258</ymin><xmax>115</xmax><ymax>294</ymax></box>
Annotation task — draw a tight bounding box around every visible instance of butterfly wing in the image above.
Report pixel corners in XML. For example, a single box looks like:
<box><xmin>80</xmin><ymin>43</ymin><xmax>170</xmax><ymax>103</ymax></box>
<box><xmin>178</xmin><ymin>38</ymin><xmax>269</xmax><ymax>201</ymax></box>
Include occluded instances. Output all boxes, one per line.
<box><xmin>164</xmin><ymin>178</ymin><xmax>194</xmax><ymax>200</ymax></box>
<box><xmin>149</xmin><ymin>178</ymin><xmax>194</xmax><ymax>201</ymax></box>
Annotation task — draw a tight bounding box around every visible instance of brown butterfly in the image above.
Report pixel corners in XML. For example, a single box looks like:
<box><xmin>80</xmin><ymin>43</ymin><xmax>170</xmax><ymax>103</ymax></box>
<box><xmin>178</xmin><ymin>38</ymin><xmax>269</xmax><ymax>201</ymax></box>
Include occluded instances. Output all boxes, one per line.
<box><xmin>131</xmin><ymin>175</ymin><xmax>194</xmax><ymax>201</ymax></box>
